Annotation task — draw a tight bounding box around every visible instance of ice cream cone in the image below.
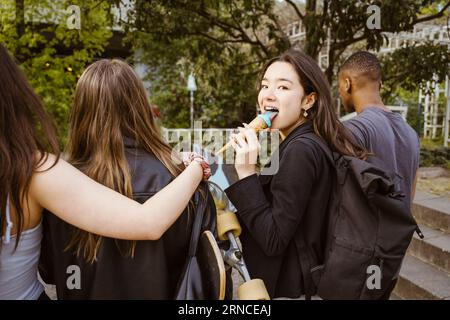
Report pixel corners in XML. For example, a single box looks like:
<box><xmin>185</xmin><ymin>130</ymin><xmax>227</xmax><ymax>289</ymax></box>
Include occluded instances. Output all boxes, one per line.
<box><xmin>215</xmin><ymin>111</ymin><xmax>277</xmax><ymax>155</ymax></box>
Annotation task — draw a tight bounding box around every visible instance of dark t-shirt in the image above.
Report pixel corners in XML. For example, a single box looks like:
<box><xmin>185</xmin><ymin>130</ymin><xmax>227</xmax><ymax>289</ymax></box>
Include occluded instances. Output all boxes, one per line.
<box><xmin>344</xmin><ymin>107</ymin><xmax>420</xmax><ymax>209</ymax></box>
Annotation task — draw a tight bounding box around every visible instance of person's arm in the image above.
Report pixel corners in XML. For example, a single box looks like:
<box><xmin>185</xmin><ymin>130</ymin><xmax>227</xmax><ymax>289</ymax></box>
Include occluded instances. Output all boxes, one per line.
<box><xmin>412</xmin><ymin>169</ymin><xmax>418</xmax><ymax>202</ymax></box>
<box><xmin>30</xmin><ymin>154</ymin><xmax>204</xmax><ymax>241</ymax></box>
<box><xmin>411</xmin><ymin>134</ymin><xmax>420</xmax><ymax>203</ymax></box>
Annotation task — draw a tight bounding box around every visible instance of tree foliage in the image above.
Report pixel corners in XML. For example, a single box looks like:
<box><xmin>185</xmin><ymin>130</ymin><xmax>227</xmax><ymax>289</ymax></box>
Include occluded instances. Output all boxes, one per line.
<box><xmin>381</xmin><ymin>42</ymin><xmax>450</xmax><ymax>98</ymax></box>
<box><xmin>2</xmin><ymin>1</ymin><xmax>449</xmax><ymax>131</ymax></box>
<box><xmin>0</xmin><ymin>0</ymin><xmax>113</xmax><ymax>140</ymax></box>
<box><xmin>125</xmin><ymin>0</ymin><xmax>289</xmax><ymax>128</ymax></box>
<box><xmin>126</xmin><ymin>0</ymin><xmax>450</xmax><ymax>127</ymax></box>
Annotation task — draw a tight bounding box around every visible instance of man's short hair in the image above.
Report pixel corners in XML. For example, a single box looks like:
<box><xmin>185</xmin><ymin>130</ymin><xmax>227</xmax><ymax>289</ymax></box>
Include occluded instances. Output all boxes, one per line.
<box><xmin>339</xmin><ymin>51</ymin><xmax>381</xmax><ymax>82</ymax></box>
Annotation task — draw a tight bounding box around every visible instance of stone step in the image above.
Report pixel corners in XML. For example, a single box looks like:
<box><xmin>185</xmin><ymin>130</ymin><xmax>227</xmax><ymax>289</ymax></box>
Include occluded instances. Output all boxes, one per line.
<box><xmin>413</xmin><ymin>191</ymin><xmax>450</xmax><ymax>233</ymax></box>
<box><xmin>389</xmin><ymin>292</ymin><xmax>403</xmax><ymax>300</ymax></box>
<box><xmin>393</xmin><ymin>255</ymin><xmax>450</xmax><ymax>300</ymax></box>
<box><xmin>408</xmin><ymin>224</ymin><xmax>450</xmax><ymax>273</ymax></box>
<box><xmin>418</xmin><ymin>167</ymin><xmax>449</xmax><ymax>179</ymax></box>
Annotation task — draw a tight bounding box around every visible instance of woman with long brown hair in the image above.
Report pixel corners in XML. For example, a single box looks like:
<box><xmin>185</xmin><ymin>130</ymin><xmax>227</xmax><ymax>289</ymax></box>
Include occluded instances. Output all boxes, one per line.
<box><xmin>39</xmin><ymin>59</ymin><xmax>217</xmax><ymax>299</ymax></box>
<box><xmin>0</xmin><ymin>44</ymin><xmax>209</xmax><ymax>300</ymax></box>
<box><xmin>224</xmin><ymin>49</ymin><xmax>368</xmax><ymax>299</ymax></box>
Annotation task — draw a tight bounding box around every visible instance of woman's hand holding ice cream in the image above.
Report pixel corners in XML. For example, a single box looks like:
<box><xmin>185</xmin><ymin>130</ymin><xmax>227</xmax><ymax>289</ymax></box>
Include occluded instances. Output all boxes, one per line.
<box><xmin>215</xmin><ymin>111</ymin><xmax>277</xmax><ymax>156</ymax></box>
<box><xmin>209</xmin><ymin>111</ymin><xmax>277</xmax><ymax>179</ymax></box>
<box><xmin>230</xmin><ymin>126</ymin><xmax>261</xmax><ymax>180</ymax></box>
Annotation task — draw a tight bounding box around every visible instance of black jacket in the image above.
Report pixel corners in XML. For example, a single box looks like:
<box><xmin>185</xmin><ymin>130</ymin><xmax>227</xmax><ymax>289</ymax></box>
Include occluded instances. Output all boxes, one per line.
<box><xmin>225</xmin><ymin>122</ymin><xmax>332</xmax><ymax>298</ymax></box>
<box><xmin>39</xmin><ymin>138</ymin><xmax>217</xmax><ymax>299</ymax></box>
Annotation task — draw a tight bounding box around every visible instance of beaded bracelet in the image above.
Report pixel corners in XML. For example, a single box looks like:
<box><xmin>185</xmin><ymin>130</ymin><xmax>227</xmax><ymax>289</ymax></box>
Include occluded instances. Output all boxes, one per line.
<box><xmin>182</xmin><ymin>152</ymin><xmax>211</xmax><ymax>181</ymax></box>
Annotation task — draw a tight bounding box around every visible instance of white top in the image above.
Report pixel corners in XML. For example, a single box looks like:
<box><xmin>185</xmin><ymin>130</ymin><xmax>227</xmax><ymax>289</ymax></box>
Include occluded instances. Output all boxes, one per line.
<box><xmin>0</xmin><ymin>197</ymin><xmax>44</xmax><ymax>300</ymax></box>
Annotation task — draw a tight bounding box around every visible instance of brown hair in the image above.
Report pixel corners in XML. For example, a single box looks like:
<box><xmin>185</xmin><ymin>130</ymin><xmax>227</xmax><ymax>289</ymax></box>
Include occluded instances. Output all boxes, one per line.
<box><xmin>65</xmin><ymin>59</ymin><xmax>188</xmax><ymax>262</ymax></box>
<box><xmin>0</xmin><ymin>44</ymin><xmax>60</xmax><ymax>249</ymax></box>
<box><xmin>259</xmin><ymin>49</ymin><xmax>369</xmax><ymax>159</ymax></box>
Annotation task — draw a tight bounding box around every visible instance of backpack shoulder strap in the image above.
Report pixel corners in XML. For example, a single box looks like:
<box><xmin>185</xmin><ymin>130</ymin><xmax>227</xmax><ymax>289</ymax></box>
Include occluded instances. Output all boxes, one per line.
<box><xmin>296</xmin><ymin>133</ymin><xmax>351</xmax><ymax>187</ymax></box>
<box><xmin>187</xmin><ymin>183</ymin><xmax>208</xmax><ymax>257</ymax></box>
<box><xmin>292</xmin><ymin>133</ymin><xmax>335</xmax><ymax>166</ymax></box>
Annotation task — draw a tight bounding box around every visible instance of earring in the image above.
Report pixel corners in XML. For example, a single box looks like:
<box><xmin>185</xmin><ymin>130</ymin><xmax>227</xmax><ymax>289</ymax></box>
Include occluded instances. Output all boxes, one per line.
<box><xmin>303</xmin><ymin>109</ymin><xmax>308</xmax><ymax>117</ymax></box>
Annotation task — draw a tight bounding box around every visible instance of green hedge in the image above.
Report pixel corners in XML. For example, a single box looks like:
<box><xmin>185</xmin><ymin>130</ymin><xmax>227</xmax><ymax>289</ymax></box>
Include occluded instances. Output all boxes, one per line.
<box><xmin>420</xmin><ymin>146</ymin><xmax>450</xmax><ymax>168</ymax></box>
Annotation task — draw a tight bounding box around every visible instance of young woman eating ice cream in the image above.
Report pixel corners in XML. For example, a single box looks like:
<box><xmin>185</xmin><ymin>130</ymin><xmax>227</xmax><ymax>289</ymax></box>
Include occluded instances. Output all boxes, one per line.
<box><xmin>224</xmin><ymin>49</ymin><xmax>368</xmax><ymax>299</ymax></box>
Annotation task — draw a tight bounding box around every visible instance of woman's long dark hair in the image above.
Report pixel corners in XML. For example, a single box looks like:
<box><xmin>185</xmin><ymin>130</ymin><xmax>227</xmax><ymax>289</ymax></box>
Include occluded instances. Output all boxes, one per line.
<box><xmin>259</xmin><ymin>49</ymin><xmax>369</xmax><ymax>159</ymax></box>
<box><xmin>0</xmin><ymin>44</ymin><xmax>60</xmax><ymax>249</ymax></box>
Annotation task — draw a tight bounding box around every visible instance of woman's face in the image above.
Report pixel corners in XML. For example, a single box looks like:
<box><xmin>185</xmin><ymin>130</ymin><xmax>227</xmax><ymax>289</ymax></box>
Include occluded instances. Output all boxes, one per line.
<box><xmin>258</xmin><ymin>61</ymin><xmax>306</xmax><ymax>137</ymax></box>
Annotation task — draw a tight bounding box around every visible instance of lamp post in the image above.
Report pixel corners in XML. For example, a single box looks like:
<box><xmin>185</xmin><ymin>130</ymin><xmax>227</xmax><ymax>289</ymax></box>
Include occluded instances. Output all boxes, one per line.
<box><xmin>187</xmin><ymin>73</ymin><xmax>197</xmax><ymax>129</ymax></box>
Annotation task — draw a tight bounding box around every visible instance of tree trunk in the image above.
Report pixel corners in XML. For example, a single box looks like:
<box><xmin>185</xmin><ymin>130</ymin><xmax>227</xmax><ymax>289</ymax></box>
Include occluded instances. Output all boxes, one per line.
<box><xmin>303</xmin><ymin>0</ymin><xmax>320</xmax><ymax>59</ymax></box>
<box><xmin>15</xmin><ymin>0</ymin><xmax>25</xmax><ymax>37</ymax></box>
<box><xmin>325</xmin><ymin>47</ymin><xmax>337</xmax><ymax>84</ymax></box>
<box><xmin>15</xmin><ymin>0</ymin><xmax>25</xmax><ymax>60</ymax></box>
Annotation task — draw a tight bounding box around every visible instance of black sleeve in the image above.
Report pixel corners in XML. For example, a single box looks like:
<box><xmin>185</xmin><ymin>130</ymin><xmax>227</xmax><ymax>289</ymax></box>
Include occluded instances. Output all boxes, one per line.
<box><xmin>38</xmin><ymin>212</ymin><xmax>55</xmax><ymax>285</ymax></box>
<box><xmin>225</xmin><ymin>141</ymin><xmax>318</xmax><ymax>256</ymax></box>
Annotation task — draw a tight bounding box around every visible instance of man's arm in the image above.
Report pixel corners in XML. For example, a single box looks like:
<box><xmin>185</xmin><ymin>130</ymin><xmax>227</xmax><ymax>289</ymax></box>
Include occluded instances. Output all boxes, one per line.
<box><xmin>412</xmin><ymin>169</ymin><xmax>418</xmax><ymax>202</ymax></box>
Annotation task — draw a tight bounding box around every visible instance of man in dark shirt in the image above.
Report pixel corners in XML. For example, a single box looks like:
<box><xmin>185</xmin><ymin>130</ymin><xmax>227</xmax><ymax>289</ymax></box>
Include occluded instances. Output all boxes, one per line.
<box><xmin>339</xmin><ymin>51</ymin><xmax>420</xmax><ymax>211</ymax></box>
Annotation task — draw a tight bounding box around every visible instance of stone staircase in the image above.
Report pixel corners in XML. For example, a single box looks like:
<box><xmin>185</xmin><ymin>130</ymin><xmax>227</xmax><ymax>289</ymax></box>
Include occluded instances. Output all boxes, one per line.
<box><xmin>393</xmin><ymin>191</ymin><xmax>450</xmax><ymax>300</ymax></box>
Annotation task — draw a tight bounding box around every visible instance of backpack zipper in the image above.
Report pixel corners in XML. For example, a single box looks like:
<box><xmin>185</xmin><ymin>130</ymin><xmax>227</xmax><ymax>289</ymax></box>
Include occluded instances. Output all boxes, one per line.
<box><xmin>415</xmin><ymin>226</ymin><xmax>424</xmax><ymax>239</ymax></box>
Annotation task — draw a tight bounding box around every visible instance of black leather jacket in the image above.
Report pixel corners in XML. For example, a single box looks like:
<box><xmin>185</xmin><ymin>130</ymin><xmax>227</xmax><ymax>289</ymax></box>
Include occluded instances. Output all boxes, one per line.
<box><xmin>39</xmin><ymin>138</ymin><xmax>217</xmax><ymax>299</ymax></box>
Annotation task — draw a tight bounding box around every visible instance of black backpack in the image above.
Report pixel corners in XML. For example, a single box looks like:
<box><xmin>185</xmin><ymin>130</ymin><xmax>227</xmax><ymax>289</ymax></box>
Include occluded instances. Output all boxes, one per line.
<box><xmin>296</xmin><ymin>133</ymin><xmax>423</xmax><ymax>300</ymax></box>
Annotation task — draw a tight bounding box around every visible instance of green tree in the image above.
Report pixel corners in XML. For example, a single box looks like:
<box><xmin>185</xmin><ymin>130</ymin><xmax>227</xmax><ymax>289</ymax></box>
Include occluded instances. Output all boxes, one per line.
<box><xmin>380</xmin><ymin>42</ymin><xmax>450</xmax><ymax>99</ymax></box>
<box><xmin>286</xmin><ymin>0</ymin><xmax>450</xmax><ymax>80</ymax></box>
<box><xmin>126</xmin><ymin>0</ymin><xmax>450</xmax><ymax>128</ymax></box>
<box><xmin>126</xmin><ymin>0</ymin><xmax>288</xmax><ymax>128</ymax></box>
<box><xmin>0</xmin><ymin>0</ymin><xmax>113</xmax><ymax>141</ymax></box>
